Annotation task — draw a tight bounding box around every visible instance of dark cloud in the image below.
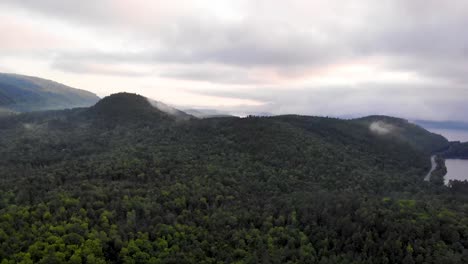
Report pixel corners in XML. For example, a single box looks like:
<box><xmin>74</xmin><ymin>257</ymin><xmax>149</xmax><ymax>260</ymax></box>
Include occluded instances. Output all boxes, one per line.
<box><xmin>51</xmin><ymin>59</ymin><xmax>151</xmax><ymax>77</ymax></box>
<box><xmin>153</xmin><ymin>18</ymin><xmax>349</xmax><ymax>67</ymax></box>
<box><xmin>8</xmin><ymin>0</ymin><xmax>467</xmax><ymax>76</ymax></box>
<box><xmin>160</xmin><ymin>68</ymin><xmax>261</xmax><ymax>85</ymax></box>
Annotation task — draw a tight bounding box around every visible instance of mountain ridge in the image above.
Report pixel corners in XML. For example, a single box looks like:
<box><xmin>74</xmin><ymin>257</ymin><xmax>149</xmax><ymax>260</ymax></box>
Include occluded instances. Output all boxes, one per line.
<box><xmin>0</xmin><ymin>72</ymin><xmax>99</xmax><ymax>112</ymax></box>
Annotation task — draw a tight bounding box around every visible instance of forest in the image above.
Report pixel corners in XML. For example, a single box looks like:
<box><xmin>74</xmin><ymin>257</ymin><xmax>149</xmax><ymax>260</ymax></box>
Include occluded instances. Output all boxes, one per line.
<box><xmin>0</xmin><ymin>93</ymin><xmax>467</xmax><ymax>264</ymax></box>
<box><xmin>442</xmin><ymin>141</ymin><xmax>468</xmax><ymax>159</ymax></box>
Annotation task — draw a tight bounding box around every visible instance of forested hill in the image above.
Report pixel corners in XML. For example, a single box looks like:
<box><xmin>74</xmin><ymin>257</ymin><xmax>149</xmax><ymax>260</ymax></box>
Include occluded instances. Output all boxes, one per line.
<box><xmin>355</xmin><ymin>115</ymin><xmax>449</xmax><ymax>154</ymax></box>
<box><xmin>0</xmin><ymin>93</ymin><xmax>466</xmax><ymax>263</ymax></box>
<box><xmin>0</xmin><ymin>73</ymin><xmax>99</xmax><ymax>113</ymax></box>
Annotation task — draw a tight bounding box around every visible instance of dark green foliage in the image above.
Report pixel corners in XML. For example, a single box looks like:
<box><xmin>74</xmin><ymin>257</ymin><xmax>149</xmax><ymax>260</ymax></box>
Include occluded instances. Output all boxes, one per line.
<box><xmin>448</xmin><ymin>180</ymin><xmax>468</xmax><ymax>193</ymax></box>
<box><xmin>429</xmin><ymin>156</ymin><xmax>448</xmax><ymax>185</ymax></box>
<box><xmin>88</xmin><ymin>93</ymin><xmax>160</xmax><ymax>118</ymax></box>
<box><xmin>356</xmin><ymin>115</ymin><xmax>449</xmax><ymax>154</ymax></box>
<box><xmin>443</xmin><ymin>142</ymin><xmax>468</xmax><ymax>159</ymax></box>
<box><xmin>0</xmin><ymin>94</ymin><xmax>466</xmax><ymax>263</ymax></box>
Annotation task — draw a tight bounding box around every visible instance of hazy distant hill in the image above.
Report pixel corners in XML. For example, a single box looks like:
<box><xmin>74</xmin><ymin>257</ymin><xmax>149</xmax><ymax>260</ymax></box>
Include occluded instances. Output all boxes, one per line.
<box><xmin>0</xmin><ymin>73</ymin><xmax>99</xmax><ymax>112</ymax></box>
<box><xmin>183</xmin><ymin>108</ymin><xmax>274</xmax><ymax>118</ymax></box>
<box><xmin>184</xmin><ymin>108</ymin><xmax>234</xmax><ymax>118</ymax></box>
<box><xmin>414</xmin><ymin>119</ymin><xmax>468</xmax><ymax>131</ymax></box>
<box><xmin>149</xmin><ymin>99</ymin><xmax>193</xmax><ymax>121</ymax></box>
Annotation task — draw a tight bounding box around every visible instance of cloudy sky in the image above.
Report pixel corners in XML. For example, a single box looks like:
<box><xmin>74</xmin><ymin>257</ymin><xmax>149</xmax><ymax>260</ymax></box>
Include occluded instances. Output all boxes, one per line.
<box><xmin>1</xmin><ymin>0</ymin><xmax>467</xmax><ymax>120</ymax></box>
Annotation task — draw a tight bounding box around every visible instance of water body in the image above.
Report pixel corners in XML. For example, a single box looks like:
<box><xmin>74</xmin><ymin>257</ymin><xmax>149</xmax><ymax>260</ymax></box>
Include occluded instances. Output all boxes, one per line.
<box><xmin>425</xmin><ymin>129</ymin><xmax>468</xmax><ymax>184</ymax></box>
<box><xmin>429</xmin><ymin>128</ymin><xmax>468</xmax><ymax>142</ymax></box>
<box><xmin>444</xmin><ymin>159</ymin><xmax>468</xmax><ymax>185</ymax></box>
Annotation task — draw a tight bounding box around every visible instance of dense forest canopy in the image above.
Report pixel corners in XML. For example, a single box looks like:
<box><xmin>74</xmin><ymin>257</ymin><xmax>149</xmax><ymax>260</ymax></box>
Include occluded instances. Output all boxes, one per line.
<box><xmin>0</xmin><ymin>93</ymin><xmax>467</xmax><ymax>263</ymax></box>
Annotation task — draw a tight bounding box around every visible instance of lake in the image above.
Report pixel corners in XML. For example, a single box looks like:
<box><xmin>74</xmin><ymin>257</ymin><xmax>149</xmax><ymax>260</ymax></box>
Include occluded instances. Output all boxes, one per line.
<box><xmin>429</xmin><ymin>128</ymin><xmax>468</xmax><ymax>142</ymax></box>
<box><xmin>444</xmin><ymin>159</ymin><xmax>468</xmax><ymax>185</ymax></box>
<box><xmin>426</xmin><ymin>129</ymin><xmax>468</xmax><ymax>185</ymax></box>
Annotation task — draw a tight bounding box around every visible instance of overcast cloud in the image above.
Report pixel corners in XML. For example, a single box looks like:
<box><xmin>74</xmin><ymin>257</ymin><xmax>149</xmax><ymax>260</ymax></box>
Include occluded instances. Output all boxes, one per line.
<box><xmin>0</xmin><ymin>0</ymin><xmax>467</xmax><ymax>121</ymax></box>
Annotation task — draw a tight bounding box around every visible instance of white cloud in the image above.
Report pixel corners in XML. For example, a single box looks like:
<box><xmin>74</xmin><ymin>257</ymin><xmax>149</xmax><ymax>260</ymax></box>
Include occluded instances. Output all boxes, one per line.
<box><xmin>1</xmin><ymin>0</ymin><xmax>468</xmax><ymax>120</ymax></box>
<box><xmin>370</xmin><ymin>121</ymin><xmax>395</xmax><ymax>135</ymax></box>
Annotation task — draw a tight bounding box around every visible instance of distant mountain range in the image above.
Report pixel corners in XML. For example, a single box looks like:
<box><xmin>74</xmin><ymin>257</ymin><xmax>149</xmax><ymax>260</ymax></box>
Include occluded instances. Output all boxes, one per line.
<box><xmin>413</xmin><ymin>120</ymin><xmax>468</xmax><ymax>131</ymax></box>
<box><xmin>183</xmin><ymin>108</ymin><xmax>275</xmax><ymax>118</ymax></box>
<box><xmin>0</xmin><ymin>73</ymin><xmax>99</xmax><ymax>113</ymax></box>
<box><xmin>183</xmin><ymin>108</ymin><xmax>234</xmax><ymax>118</ymax></box>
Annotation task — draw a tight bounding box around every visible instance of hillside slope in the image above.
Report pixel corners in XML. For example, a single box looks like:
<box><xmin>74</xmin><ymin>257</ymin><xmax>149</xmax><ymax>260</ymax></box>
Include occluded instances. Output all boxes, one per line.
<box><xmin>0</xmin><ymin>94</ymin><xmax>466</xmax><ymax>263</ymax></box>
<box><xmin>0</xmin><ymin>73</ymin><xmax>99</xmax><ymax>112</ymax></box>
<box><xmin>355</xmin><ymin>115</ymin><xmax>449</xmax><ymax>154</ymax></box>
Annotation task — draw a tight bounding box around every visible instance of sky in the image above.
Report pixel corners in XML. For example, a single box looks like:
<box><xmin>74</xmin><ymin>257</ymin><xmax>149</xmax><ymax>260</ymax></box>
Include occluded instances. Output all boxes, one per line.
<box><xmin>1</xmin><ymin>0</ymin><xmax>468</xmax><ymax>120</ymax></box>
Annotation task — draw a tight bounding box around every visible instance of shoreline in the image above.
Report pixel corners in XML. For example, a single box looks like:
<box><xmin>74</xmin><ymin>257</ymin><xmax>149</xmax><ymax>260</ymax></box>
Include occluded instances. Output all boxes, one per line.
<box><xmin>424</xmin><ymin>155</ymin><xmax>436</xmax><ymax>181</ymax></box>
<box><xmin>425</xmin><ymin>155</ymin><xmax>447</xmax><ymax>185</ymax></box>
